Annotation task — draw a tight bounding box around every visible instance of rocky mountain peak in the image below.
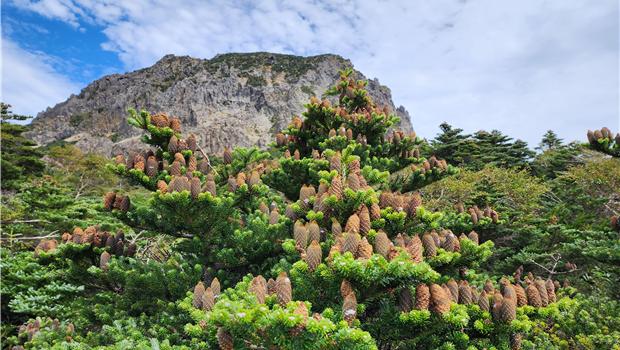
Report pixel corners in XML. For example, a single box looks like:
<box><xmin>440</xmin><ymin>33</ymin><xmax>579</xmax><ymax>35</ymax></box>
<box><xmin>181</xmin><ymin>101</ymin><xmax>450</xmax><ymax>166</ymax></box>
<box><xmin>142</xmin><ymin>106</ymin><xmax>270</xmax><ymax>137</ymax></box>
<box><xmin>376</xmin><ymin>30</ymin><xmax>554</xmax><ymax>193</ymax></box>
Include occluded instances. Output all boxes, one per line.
<box><xmin>26</xmin><ymin>52</ymin><xmax>413</xmax><ymax>155</ymax></box>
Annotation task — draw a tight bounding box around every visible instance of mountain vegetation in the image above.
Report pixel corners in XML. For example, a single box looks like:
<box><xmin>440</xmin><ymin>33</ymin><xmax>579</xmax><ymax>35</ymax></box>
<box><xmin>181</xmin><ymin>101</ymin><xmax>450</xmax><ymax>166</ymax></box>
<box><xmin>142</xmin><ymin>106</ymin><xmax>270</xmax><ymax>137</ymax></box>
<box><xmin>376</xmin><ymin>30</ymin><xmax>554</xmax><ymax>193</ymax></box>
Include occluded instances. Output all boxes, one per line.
<box><xmin>1</xmin><ymin>72</ymin><xmax>619</xmax><ymax>349</ymax></box>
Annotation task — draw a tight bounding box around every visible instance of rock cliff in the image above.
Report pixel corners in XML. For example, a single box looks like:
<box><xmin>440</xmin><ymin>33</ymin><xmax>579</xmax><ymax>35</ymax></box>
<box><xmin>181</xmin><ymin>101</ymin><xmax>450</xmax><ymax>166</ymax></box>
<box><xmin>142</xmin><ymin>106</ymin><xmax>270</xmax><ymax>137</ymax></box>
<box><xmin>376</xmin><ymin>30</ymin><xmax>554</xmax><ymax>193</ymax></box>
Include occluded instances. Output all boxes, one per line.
<box><xmin>27</xmin><ymin>52</ymin><xmax>413</xmax><ymax>155</ymax></box>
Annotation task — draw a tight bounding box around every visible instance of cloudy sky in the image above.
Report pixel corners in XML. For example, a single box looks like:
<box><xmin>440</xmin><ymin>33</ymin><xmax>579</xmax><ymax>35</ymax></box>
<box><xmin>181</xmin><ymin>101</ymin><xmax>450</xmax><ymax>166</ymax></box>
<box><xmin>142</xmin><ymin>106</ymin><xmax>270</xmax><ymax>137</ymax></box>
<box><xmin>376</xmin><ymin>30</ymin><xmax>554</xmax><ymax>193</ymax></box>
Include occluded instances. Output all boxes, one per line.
<box><xmin>2</xmin><ymin>0</ymin><xmax>618</xmax><ymax>146</ymax></box>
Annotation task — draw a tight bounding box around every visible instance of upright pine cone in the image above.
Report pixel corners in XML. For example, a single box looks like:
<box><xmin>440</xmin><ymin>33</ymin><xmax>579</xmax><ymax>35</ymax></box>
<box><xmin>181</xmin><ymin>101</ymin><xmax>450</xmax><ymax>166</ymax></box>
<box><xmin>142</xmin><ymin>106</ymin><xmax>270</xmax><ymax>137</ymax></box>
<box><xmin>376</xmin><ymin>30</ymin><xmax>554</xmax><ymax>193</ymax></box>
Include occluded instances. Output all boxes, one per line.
<box><xmin>187</xmin><ymin>155</ymin><xmax>197</xmax><ymax>173</ymax></box>
<box><xmin>514</xmin><ymin>284</ymin><xmax>527</xmax><ymax>306</ymax></box>
<box><xmin>446</xmin><ymin>279</ymin><xmax>459</xmax><ymax>302</ymax></box>
<box><xmin>342</xmin><ymin>232</ymin><xmax>361</xmax><ymax>254</ymax></box>
<box><xmin>421</xmin><ymin>234</ymin><xmax>437</xmax><ymax>257</ymax></box>
<box><xmin>374</xmin><ymin>230</ymin><xmax>390</xmax><ymax>258</ymax></box>
<box><xmin>157</xmin><ymin>180</ymin><xmax>168</xmax><ymax>194</ymax></box>
<box><xmin>192</xmin><ymin>282</ymin><xmax>205</xmax><ymax>309</ymax></box>
<box><xmin>469</xmin><ymin>207</ymin><xmax>479</xmax><ymax>225</ymax></box>
<box><xmin>146</xmin><ymin>156</ymin><xmax>158</xmax><ymax>177</ymax></box>
<box><xmin>204</xmin><ymin>179</ymin><xmax>217</xmax><ymax>196</ymax></box>
<box><xmin>248</xmin><ymin>171</ymin><xmax>261</xmax><ymax>187</ymax></box>
<box><xmin>356</xmin><ymin>237</ymin><xmax>373</xmax><ymax>259</ymax></box>
<box><xmin>103</xmin><ymin>192</ymin><xmax>116</xmax><ymax>210</ymax></box>
<box><xmin>535</xmin><ymin>279</ymin><xmax>549</xmax><ymax>306</ymax></box>
<box><xmin>202</xmin><ymin>287</ymin><xmax>215</xmax><ymax>311</ymax></box>
<box><xmin>370</xmin><ymin>203</ymin><xmax>381</xmax><ymax>220</ymax></box>
<box><xmin>294</xmin><ymin>221</ymin><xmax>309</xmax><ymax>249</ymax></box>
<box><xmin>347</xmin><ymin>173</ymin><xmax>360</xmax><ymax>191</ymax></box>
<box><xmin>267</xmin><ymin>278</ymin><xmax>276</xmax><ymax>295</ymax></box>
<box><xmin>414</xmin><ymin>284</ymin><xmax>430</xmax><ymax>310</ymax></box>
<box><xmin>492</xmin><ymin>293</ymin><xmax>503</xmax><ymax>321</ymax></box>
<box><xmin>331</xmin><ymin>219</ymin><xmax>342</xmax><ymax>235</ymax></box>
<box><xmin>500</xmin><ymin>296</ymin><xmax>517</xmax><ymax>323</ymax></box>
<box><xmin>227</xmin><ymin>176</ymin><xmax>237</xmax><ymax>192</ymax></box>
<box><xmin>526</xmin><ymin>284</ymin><xmax>542</xmax><ymax>307</ymax></box>
<box><xmin>430</xmin><ymin>283</ymin><xmax>451</xmax><ymax>315</ymax></box>
<box><xmin>478</xmin><ymin>291</ymin><xmax>490</xmax><ymax>312</ymax></box>
<box><xmin>268</xmin><ymin>208</ymin><xmax>280</xmax><ymax>225</ymax></box>
<box><xmin>305</xmin><ymin>240</ymin><xmax>322</xmax><ymax>271</ymax></box>
<box><xmin>307</xmin><ymin>220</ymin><xmax>320</xmax><ymax>242</ymax></box>
<box><xmin>100</xmin><ymin>251</ymin><xmax>111</xmax><ymax>271</ymax></box>
<box><xmin>510</xmin><ymin>333</ymin><xmax>523</xmax><ymax>350</ymax></box>
<box><xmin>186</xmin><ymin>134</ymin><xmax>197</xmax><ymax>152</ymax></box>
<box><xmin>340</xmin><ymin>280</ymin><xmax>354</xmax><ymax>298</ymax></box>
<box><xmin>500</xmin><ymin>279</ymin><xmax>516</xmax><ymax>299</ymax></box>
<box><xmin>223</xmin><ymin>147</ymin><xmax>233</xmax><ymax>164</ymax></box>
<box><xmin>458</xmin><ymin>283</ymin><xmax>473</xmax><ymax>304</ymax></box>
<box><xmin>358</xmin><ymin>206</ymin><xmax>371</xmax><ymax>235</ymax></box>
<box><xmin>407</xmin><ymin>235</ymin><xmax>423</xmax><ymax>263</ymax></box>
<box><xmin>406</xmin><ymin>192</ymin><xmax>422</xmax><ymax>217</ymax></box>
<box><xmin>467</xmin><ymin>231</ymin><xmax>479</xmax><ymax>245</ymax></box>
<box><xmin>275</xmin><ymin>272</ymin><xmax>292</xmax><ymax>306</ymax></box>
<box><xmin>169</xmin><ymin>161</ymin><xmax>182</xmax><ymax>176</ymax></box>
<box><xmin>216</xmin><ymin>328</ymin><xmax>233</xmax><ymax>350</ymax></box>
<box><xmin>342</xmin><ymin>292</ymin><xmax>357</xmax><ymax>325</ymax></box>
<box><xmin>168</xmin><ymin>135</ymin><xmax>179</xmax><ymax>154</ymax></box>
<box><xmin>484</xmin><ymin>280</ymin><xmax>495</xmax><ymax>294</ymax></box>
<box><xmin>400</xmin><ymin>287</ymin><xmax>414</xmax><ymax>312</ymax></box>
<box><xmin>249</xmin><ymin>275</ymin><xmax>267</xmax><ymax>303</ymax></box>
<box><xmin>545</xmin><ymin>279</ymin><xmax>556</xmax><ymax>303</ymax></box>
<box><xmin>169</xmin><ymin>117</ymin><xmax>181</xmax><ymax>132</ymax></box>
<box><xmin>114</xmin><ymin>154</ymin><xmax>125</xmax><ymax>165</ymax></box>
<box><xmin>174</xmin><ymin>152</ymin><xmax>186</xmax><ymax>167</ymax></box>
<box><xmin>119</xmin><ymin>196</ymin><xmax>130</xmax><ymax>212</ymax></box>
<box><xmin>329</xmin><ymin>175</ymin><xmax>343</xmax><ymax>200</ymax></box>
<box><xmin>443</xmin><ymin>233</ymin><xmax>460</xmax><ymax>252</ymax></box>
<box><xmin>330</xmin><ymin>152</ymin><xmax>341</xmax><ymax>172</ymax></box>
<box><xmin>190</xmin><ymin>177</ymin><xmax>201</xmax><ymax>199</ymax></box>
<box><xmin>345</xmin><ymin>214</ymin><xmax>360</xmax><ymax>234</ymax></box>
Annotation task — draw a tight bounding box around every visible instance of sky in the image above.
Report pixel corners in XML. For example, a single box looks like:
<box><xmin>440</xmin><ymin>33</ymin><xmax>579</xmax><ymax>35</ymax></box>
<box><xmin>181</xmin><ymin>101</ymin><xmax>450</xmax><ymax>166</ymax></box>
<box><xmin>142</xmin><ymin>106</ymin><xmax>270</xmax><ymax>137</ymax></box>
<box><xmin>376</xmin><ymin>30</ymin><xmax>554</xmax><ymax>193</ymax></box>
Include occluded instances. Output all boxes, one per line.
<box><xmin>1</xmin><ymin>0</ymin><xmax>618</xmax><ymax>146</ymax></box>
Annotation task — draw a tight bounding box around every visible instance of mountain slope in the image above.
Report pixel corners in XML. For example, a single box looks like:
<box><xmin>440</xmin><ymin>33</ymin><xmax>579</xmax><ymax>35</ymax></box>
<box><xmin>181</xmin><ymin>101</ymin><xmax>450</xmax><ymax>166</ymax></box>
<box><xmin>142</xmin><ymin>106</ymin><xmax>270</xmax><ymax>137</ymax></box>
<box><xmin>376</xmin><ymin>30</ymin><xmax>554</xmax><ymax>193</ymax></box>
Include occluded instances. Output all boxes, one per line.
<box><xmin>26</xmin><ymin>52</ymin><xmax>413</xmax><ymax>155</ymax></box>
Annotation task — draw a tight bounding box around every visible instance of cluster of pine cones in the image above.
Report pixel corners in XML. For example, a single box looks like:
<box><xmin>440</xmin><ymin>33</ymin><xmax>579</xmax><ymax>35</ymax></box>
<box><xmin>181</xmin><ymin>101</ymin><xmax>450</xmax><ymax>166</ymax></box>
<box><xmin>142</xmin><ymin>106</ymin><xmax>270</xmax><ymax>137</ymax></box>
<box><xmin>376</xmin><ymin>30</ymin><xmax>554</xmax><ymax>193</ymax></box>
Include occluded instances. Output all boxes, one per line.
<box><xmin>587</xmin><ymin>127</ymin><xmax>620</xmax><ymax>146</ymax></box>
<box><xmin>191</xmin><ymin>278</ymin><xmax>221</xmax><ymax>312</ymax></box>
<box><xmin>103</xmin><ymin>192</ymin><xmax>130</xmax><ymax>212</ymax></box>
<box><xmin>149</xmin><ymin>112</ymin><xmax>182</xmax><ymax>132</ymax></box>
<box><xmin>455</xmin><ymin>203</ymin><xmax>499</xmax><ymax>224</ymax></box>
<box><xmin>410</xmin><ymin>155</ymin><xmax>448</xmax><ymax>174</ymax></box>
<box><xmin>13</xmin><ymin>317</ymin><xmax>74</xmax><ymax>348</ymax></box>
<box><xmin>399</xmin><ymin>273</ymin><xmax>558</xmax><ymax>321</ymax></box>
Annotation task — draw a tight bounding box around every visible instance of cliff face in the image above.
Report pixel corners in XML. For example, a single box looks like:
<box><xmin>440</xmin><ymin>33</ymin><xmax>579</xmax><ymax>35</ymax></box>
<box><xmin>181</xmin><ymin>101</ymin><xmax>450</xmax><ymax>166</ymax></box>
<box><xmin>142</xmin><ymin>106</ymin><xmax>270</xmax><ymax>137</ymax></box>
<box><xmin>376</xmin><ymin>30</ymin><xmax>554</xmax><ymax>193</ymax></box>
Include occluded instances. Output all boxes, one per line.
<box><xmin>27</xmin><ymin>52</ymin><xmax>413</xmax><ymax>155</ymax></box>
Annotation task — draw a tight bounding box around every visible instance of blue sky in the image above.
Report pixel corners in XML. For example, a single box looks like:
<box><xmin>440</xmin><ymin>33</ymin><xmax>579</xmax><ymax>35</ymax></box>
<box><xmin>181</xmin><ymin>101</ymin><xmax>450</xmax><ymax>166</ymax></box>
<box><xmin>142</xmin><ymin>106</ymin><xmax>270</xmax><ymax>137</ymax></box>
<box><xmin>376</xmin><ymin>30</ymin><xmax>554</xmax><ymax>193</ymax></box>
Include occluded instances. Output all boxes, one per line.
<box><xmin>1</xmin><ymin>0</ymin><xmax>618</xmax><ymax>146</ymax></box>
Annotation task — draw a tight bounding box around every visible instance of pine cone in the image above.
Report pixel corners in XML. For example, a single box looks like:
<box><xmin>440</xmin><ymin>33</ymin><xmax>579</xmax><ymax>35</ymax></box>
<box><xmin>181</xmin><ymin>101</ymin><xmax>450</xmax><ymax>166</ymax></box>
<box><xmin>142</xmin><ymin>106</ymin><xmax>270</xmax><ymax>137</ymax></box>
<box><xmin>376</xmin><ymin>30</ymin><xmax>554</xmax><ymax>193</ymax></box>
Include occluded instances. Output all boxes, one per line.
<box><xmin>331</xmin><ymin>219</ymin><xmax>342</xmax><ymax>235</ymax></box>
<box><xmin>204</xmin><ymin>179</ymin><xmax>217</xmax><ymax>196</ymax></box>
<box><xmin>356</xmin><ymin>237</ymin><xmax>373</xmax><ymax>259</ymax></box>
<box><xmin>248</xmin><ymin>171</ymin><xmax>261</xmax><ymax>187</ymax></box>
<box><xmin>169</xmin><ymin>117</ymin><xmax>181</xmax><ymax>132</ymax></box>
<box><xmin>103</xmin><ymin>192</ymin><xmax>116</xmax><ymax>210</ymax></box>
<box><xmin>492</xmin><ymin>293</ymin><xmax>503</xmax><ymax>321</ymax></box>
<box><xmin>510</xmin><ymin>333</ymin><xmax>523</xmax><ymax>350</ymax></box>
<box><xmin>305</xmin><ymin>240</ymin><xmax>322</xmax><ymax>271</ymax></box>
<box><xmin>342</xmin><ymin>232</ymin><xmax>361</xmax><ymax>254</ymax></box>
<box><xmin>478</xmin><ymin>291</ymin><xmax>490</xmax><ymax>312</ymax></box>
<box><xmin>285</xmin><ymin>204</ymin><xmax>296</xmax><ymax>221</ymax></box>
<box><xmin>125</xmin><ymin>243</ymin><xmax>136</xmax><ymax>257</ymax></box>
<box><xmin>400</xmin><ymin>287</ymin><xmax>414</xmax><ymax>312</ymax></box>
<box><xmin>526</xmin><ymin>284</ymin><xmax>542</xmax><ymax>307</ymax></box>
<box><xmin>307</xmin><ymin>220</ymin><xmax>320</xmax><ymax>242</ymax></box>
<box><xmin>299</xmin><ymin>185</ymin><xmax>316</xmax><ymax>205</ymax></box>
<box><xmin>415</xmin><ymin>284</ymin><xmax>430</xmax><ymax>310</ymax></box>
<box><xmin>187</xmin><ymin>134</ymin><xmax>197</xmax><ymax>152</ymax></box>
<box><xmin>294</xmin><ymin>221</ymin><xmax>309</xmax><ymax>249</ymax></box>
<box><xmin>500</xmin><ymin>296</ymin><xmax>517</xmax><ymax>323</ymax></box>
<box><xmin>269</xmin><ymin>208</ymin><xmax>280</xmax><ymax>225</ymax></box>
<box><xmin>190</xmin><ymin>177</ymin><xmax>201</xmax><ymax>199</ymax></box>
<box><xmin>293</xmin><ymin>149</ymin><xmax>300</xmax><ymax>160</ymax></box>
<box><xmin>145</xmin><ymin>156</ymin><xmax>158</xmax><ymax>177</ymax></box>
<box><xmin>514</xmin><ymin>284</ymin><xmax>527</xmax><ymax>306</ymax></box>
<box><xmin>202</xmin><ymin>287</ymin><xmax>215</xmax><ymax>311</ymax></box>
<box><xmin>169</xmin><ymin>161</ymin><xmax>182</xmax><ymax>176</ymax></box>
<box><xmin>329</xmin><ymin>175</ymin><xmax>343</xmax><ymax>199</ymax></box>
<box><xmin>342</xmin><ymin>292</ymin><xmax>357</xmax><ymax>325</ymax></box>
<box><xmin>446</xmin><ymin>279</ymin><xmax>459</xmax><ymax>302</ymax></box>
<box><xmin>407</xmin><ymin>235</ymin><xmax>423</xmax><ymax>263</ymax></box>
<box><xmin>168</xmin><ymin>135</ymin><xmax>179</xmax><ymax>154</ymax></box>
<box><xmin>276</xmin><ymin>133</ymin><xmax>287</xmax><ymax>146</ymax></box>
<box><xmin>249</xmin><ymin>275</ymin><xmax>267</xmax><ymax>303</ymax></box>
<box><xmin>545</xmin><ymin>279</ymin><xmax>556</xmax><ymax>303</ymax></box>
<box><xmin>227</xmin><ymin>176</ymin><xmax>237</xmax><ymax>192</ymax></box>
<box><xmin>223</xmin><ymin>147</ymin><xmax>233</xmax><ymax>164</ymax></box>
<box><xmin>535</xmin><ymin>279</ymin><xmax>549</xmax><ymax>306</ymax></box>
<box><xmin>340</xmin><ymin>279</ymin><xmax>354</xmax><ymax>298</ymax></box>
<box><xmin>430</xmin><ymin>284</ymin><xmax>451</xmax><ymax>315</ymax></box>
<box><xmin>330</xmin><ymin>152</ymin><xmax>341</xmax><ymax>172</ymax></box>
<box><xmin>99</xmin><ymin>252</ymin><xmax>111</xmax><ymax>270</ymax></box>
<box><xmin>267</xmin><ymin>278</ymin><xmax>276</xmax><ymax>295</ymax></box>
<box><xmin>216</xmin><ymin>328</ymin><xmax>233</xmax><ymax>350</ymax></box>
<box><xmin>458</xmin><ymin>283</ymin><xmax>473</xmax><ymax>304</ymax></box>
<box><xmin>345</xmin><ymin>214</ymin><xmax>360</xmax><ymax>234</ymax></box>
<box><xmin>467</xmin><ymin>231</ymin><xmax>479</xmax><ymax>245</ymax></box>
<box><xmin>209</xmin><ymin>277</ymin><xmax>221</xmax><ymax>297</ymax></box>
<box><xmin>114</xmin><ymin>154</ymin><xmax>125</xmax><ymax>165</ymax></box>
<box><xmin>348</xmin><ymin>158</ymin><xmax>361</xmax><ymax>174</ymax></box>
<box><xmin>406</xmin><ymin>192</ymin><xmax>422</xmax><ymax>217</ymax></box>
<box><xmin>484</xmin><ymin>280</ymin><xmax>495</xmax><ymax>294</ymax></box>
<box><xmin>119</xmin><ymin>196</ymin><xmax>130</xmax><ymax>212</ymax></box>
<box><xmin>374</xmin><ymin>230</ymin><xmax>390</xmax><ymax>258</ymax></box>
<box><xmin>173</xmin><ymin>153</ymin><xmax>186</xmax><ymax>167</ymax></box>
<box><xmin>443</xmin><ymin>233</ymin><xmax>459</xmax><ymax>252</ymax></box>
<box><xmin>192</xmin><ymin>282</ymin><xmax>205</xmax><ymax>308</ymax></box>
<box><xmin>421</xmin><ymin>234</ymin><xmax>437</xmax><ymax>257</ymax></box>
<box><xmin>358</xmin><ymin>206</ymin><xmax>371</xmax><ymax>235</ymax></box>
<box><xmin>155</xmin><ymin>180</ymin><xmax>167</xmax><ymax>194</ymax></box>
<box><xmin>500</xmin><ymin>279</ymin><xmax>516</xmax><ymax>299</ymax></box>
<box><xmin>187</xmin><ymin>155</ymin><xmax>197</xmax><ymax>173</ymax></box>
<box><xmin>236</xmin><ymin>172</ymin><xmax>246</xmax><ymax>188</ymax></box>
<box><xmin>370</xmin><ymin>203</ymin><xmax>381</xmax><ymax>220</ymax></box>
<box><xmin>469</xmin><ymin>208</ymin><xmax>479</xmax><ymax>225</ymax></box>
<box><xmin>275</xmin><ymin>272</ymin><xmax>292</xmax><ymax>306</ymax></box>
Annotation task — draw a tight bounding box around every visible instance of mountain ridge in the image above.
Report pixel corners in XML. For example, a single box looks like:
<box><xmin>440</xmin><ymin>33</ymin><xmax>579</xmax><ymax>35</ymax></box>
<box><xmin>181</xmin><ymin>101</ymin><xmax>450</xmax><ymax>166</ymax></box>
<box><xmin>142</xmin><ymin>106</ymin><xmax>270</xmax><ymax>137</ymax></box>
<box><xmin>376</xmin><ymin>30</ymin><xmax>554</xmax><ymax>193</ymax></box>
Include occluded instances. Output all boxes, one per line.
<box><xmin>26</xmin><ymin>52</ymin><xmax>413</xmax><ymax>155</ymax></box>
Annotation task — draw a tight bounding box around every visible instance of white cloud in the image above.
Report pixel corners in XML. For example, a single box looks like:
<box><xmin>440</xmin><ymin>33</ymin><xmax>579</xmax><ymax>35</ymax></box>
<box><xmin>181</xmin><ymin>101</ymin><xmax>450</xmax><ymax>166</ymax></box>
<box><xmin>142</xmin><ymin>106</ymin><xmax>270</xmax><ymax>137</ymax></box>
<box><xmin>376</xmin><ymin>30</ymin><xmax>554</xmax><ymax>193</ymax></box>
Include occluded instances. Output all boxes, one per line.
<box><xmin>6</xmin><ymin>0</ymin><xmax>620</xmax><ymax>144</ymax></box>
<box><xmin>1</xmin><ymin>38</ymin><xmax>80</xmax><ymax>117</ymax></box>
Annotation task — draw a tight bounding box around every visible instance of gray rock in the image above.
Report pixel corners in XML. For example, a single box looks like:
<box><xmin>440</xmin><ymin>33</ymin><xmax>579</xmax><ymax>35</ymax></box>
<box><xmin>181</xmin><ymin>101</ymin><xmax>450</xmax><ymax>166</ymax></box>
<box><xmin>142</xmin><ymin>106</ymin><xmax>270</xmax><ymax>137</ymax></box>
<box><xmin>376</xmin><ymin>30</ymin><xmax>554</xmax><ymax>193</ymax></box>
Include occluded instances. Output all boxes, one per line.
<box><xmin>27</xmin><ymin>52</ymin><xmax>412</xmax><ymax>155</ymax></box>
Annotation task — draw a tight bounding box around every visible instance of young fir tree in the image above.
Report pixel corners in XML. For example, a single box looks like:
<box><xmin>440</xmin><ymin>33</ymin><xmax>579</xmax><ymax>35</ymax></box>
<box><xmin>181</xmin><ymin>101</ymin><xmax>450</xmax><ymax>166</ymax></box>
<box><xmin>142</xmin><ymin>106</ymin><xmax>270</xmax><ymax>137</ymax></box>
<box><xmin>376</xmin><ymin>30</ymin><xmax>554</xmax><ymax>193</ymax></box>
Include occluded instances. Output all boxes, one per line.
<box><xmin>1</xmin><ymin>103</ymin><xmax>45</xmax><ymax>189</ymax></box>
<box><xmin>6</xmin><ymin>72</ymin><xmax>582</xmax><ymax>349</ymax></box>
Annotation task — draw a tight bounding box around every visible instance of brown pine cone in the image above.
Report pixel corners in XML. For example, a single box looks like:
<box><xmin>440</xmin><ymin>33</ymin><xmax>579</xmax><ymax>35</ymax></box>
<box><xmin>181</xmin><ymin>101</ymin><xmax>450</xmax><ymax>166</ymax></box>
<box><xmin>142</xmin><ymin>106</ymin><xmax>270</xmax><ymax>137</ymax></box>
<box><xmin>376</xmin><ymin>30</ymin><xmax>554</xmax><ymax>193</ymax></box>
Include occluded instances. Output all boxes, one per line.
<box><xmin>100</xmin><ymin>252</ymin><xmax>111</xmax><ymax>271</ymax></box>
<box><xmin>307</xmin><ymin>220</ymin><xmax>320</xmax><ymax>243</ymax></box>
<box><xmin>478</xmin><ymin>291</ymin><xmax>490</xmax><ymax>312</ymax></box>
<box><xmin>421</xmin><ymin>234</ymin><xmax>437</xmax><ymax>257</ymax></box>
<box><xmin>407</xmin><ymin>235</ymin><xmax>423</xmax><ymax>263</ymax></box>
<box><xmin>216</xmin><ymin>328</ymin><xmax>233</xmax><ymax>350</ymax></box>
<box><xmin>358</xmin><ymin>206</ymin><xmax>371</xmax><ymax>235</ymax></box>
<box><xmin>499</xmin><ymin>296</ymin><xmax>517</xmax><ymax>323</ymax></box>
<box><xmin>329</xmin><ymin>175</ymin><xmax>343</xmax><ymax>199</ymax></box>
<box><xmin>356</xmin><ymin>237</ymin><xmax>373</xmax><ymax>259</ymax></box>
<box><xmin>414</xmin><ymin>284</ymin><xmax>430</xmax><ymax>310</ymax></box>
<box><xmin>103</xmin><ymin>192</ymin><xmax>116</xmax><ymax>210</ymax></box>
<box><xmin>430</xmin><ymin>284</ymin><xmax>451</xmax><ymax>315</ymax></box>
<box><xmin>294</xmin><ymin>221</ymin><xmax>309</xmax><ymax>249</ymax></box>
<box><xmin>526</xmin><ymin>284</ymin><xmax>542</xmax><ymax>307</ymax></box>
<box><xmin>275</xmin><ymin>272</ymin><xmax>292</xmax><ymax>306</ymax></box>
<box><xmin>202</xmin><ymin>287</ymin><xmax>215</xmax><ymax>311</ymax></box>
<box><xmin>514</xmin><ymin>284</ymin><xmax>528</xmax><ymax>306</ymax></box>
<box><xmin>331</xmin><ymin>219</ymin><xmax>342</xmax><ymax>235</ymax></box>
<box><xmin>446</xmin><ymin>279</ymin><xmax>459</xmax><ymax>302</ymax></box>
<box><xmin>345</xmin><ymin>214</ymin><xmax>360</xmax><ymax>234</ymax></box>
<box><xmin>340</xmin><ymin>279</ymin><xmax>354</xmax><ymax>298</ymax></box>
<box><xmin>374</xmin><ymin>230</ymin><xmax>390</xmax><ymax>258</ymax></box>
<box><xmin>305</xmin><ymin>240</ymin><xmax>322</xmax><ymax>271</ymax></box>
<box><xmin>342</xmin><ymin>292</ymin><xmax>357</xmax><ymax>325</ymax></box>
<box><xmin>249</xmin><ymin>275</ymin><xmax>267</xmax><ymax>303</ymax></box>
<box><xmin>370</xmin><ymin>203</ymin><xmax>381</xmax><ymax>220</ymax></box>
<box><xmin>342</xmin><ymin>232</ymin><xmax>361</xmax><ymax>254</ymax></box>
